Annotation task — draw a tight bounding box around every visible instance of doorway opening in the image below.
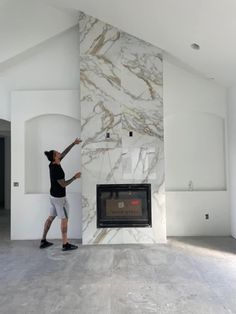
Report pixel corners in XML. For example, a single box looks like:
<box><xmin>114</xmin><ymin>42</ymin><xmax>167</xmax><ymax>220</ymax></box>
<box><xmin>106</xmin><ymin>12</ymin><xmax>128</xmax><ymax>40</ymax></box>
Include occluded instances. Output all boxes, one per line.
<box><xmin>0</xmin><ymin>119</ymin><xmax>11</xmax><ymax>240</ymax></box>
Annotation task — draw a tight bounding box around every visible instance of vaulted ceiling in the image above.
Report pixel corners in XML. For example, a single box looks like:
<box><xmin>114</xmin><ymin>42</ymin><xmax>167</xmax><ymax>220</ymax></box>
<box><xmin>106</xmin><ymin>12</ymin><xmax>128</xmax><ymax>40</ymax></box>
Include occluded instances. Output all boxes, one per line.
<box><xmin>1</xmin><ymin>0</ymin><xmax>236</xmax><ymax>87</ymax></box>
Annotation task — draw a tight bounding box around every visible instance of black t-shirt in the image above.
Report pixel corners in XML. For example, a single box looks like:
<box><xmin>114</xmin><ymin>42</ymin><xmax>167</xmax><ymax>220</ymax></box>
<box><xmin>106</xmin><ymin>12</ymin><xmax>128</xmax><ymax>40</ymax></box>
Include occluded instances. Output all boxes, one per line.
<box><xmin>49</xmin><ymin>163</ymin><xmax>65</xmax><ymax>197</ymax></box>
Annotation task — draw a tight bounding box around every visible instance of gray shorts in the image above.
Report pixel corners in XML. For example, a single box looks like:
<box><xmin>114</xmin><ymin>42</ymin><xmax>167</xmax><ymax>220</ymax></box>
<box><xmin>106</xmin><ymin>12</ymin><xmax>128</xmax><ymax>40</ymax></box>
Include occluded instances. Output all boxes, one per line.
<box><xmin>49</xmin><ymin>196</ymin><xmax>69</xmax><ymax>219</ymax></box>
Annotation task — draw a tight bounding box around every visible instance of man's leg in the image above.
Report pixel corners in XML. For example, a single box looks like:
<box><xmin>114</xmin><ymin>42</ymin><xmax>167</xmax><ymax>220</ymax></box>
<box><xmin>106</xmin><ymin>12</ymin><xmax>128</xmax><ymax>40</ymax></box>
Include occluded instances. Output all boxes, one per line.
<box><xmin>42</xmin><ymin>216</ymin><xmax>55</xmax><ymax>239</ymax></box>
<box><xmin>61</xmin><ymin>218</ymin><xmax>68</xmax><ymax>245</ymax></box>
<box><xmin>39</xmin><ymin>216</ymin><xmax>55</xmax><ymax>249</ymax></box>
<box><xmin>61</xmin><ymin>218</ymin><xmax>78</xmax><ymax>251</ymax></box>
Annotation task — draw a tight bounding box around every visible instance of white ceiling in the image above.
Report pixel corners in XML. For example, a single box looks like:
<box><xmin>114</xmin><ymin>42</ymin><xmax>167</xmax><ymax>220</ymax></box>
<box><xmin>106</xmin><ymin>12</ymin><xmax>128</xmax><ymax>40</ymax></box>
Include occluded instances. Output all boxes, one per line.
<box><xmin>1</xmin><ymin>0</ymin><xmax>236</xmax><ymax>87</ymax></box>
<box><xmin>42</xmin><ymin>0</ymin><xmax>236</xmax><ymax>87</ymax></box>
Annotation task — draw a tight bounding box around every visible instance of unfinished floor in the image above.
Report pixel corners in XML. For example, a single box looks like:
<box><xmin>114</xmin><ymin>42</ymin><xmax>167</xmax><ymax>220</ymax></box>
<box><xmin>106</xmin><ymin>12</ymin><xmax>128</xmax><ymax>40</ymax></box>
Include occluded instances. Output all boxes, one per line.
<box><xmin>0</xmin><ymin>211</ymin><xmax>236</xmax><ymax>314</ymax></box>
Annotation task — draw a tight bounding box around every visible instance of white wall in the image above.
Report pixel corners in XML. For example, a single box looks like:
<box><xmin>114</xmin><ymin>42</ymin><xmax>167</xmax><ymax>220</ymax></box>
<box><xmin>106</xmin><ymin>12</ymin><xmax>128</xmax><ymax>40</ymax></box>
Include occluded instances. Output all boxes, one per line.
<box><xmin>0</xmin><ymin>25</ymin><xmax>81</xmax><ymax>240</ymax></box>
<box><xmin>228</xmin><ymin>87</ymin><xmax>236</xmax><ymax>238</ymax></box>
<box><xmin>0</xmin><ymin>24</ymin><xmax>80</xmax><ymax>123</ymax></box>
<box><xmin>11</xmin><ymin>90</ymin><xmax>81</xmax><ymax>240</ymax></box>
<box><xmin>164</xmin><ymin>60</ymin><xmax>230</xmax><ymax>236</ymax></box>
<box><xmin>0</xmin><ymin>25</ymin><xmax>80</xmax><ymax>110</ymax></box>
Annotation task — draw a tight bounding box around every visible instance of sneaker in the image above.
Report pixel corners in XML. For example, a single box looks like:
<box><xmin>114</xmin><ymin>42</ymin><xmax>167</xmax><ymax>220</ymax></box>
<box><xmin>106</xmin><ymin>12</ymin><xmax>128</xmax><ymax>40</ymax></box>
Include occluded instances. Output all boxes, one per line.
<box><xmin>39</xmin><ymin>240</ymin><xmax>53</xmax><ymax>249</ymax></box>
<box><xmin>62</xmin><ymin>242</ymin><xmax>78</xmax><ymax>251</ymax></box>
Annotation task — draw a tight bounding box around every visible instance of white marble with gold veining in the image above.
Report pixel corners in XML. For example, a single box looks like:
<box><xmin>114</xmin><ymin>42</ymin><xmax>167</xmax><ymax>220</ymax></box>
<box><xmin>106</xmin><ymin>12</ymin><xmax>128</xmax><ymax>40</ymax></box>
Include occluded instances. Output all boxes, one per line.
<box><xmin>79</xmin><ymin>11</ymin><xmax>166</xmax><ymax>244</ymax></box>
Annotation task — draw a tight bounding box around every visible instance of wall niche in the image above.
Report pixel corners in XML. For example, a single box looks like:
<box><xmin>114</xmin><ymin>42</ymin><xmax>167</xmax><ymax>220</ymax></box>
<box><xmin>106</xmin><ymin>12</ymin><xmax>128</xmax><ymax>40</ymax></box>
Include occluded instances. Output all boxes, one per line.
<box><xmin>165</xmin><ymin>112</ymin><xmax>226</xmax><ymax>191</ymax></box>
<box><xmin>25</xmin><ymin>114</ymin><xmax>80</xmax><ymax>194</ymax></box>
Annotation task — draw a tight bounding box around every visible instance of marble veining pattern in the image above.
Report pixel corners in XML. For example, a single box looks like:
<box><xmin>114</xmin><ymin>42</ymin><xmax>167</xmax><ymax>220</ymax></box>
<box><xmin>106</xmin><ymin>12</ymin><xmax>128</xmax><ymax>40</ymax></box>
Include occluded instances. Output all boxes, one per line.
<box><xmin>79</xmin><ymin>11</ymin><xmax>165</xmax><ymax>244</ymax></box>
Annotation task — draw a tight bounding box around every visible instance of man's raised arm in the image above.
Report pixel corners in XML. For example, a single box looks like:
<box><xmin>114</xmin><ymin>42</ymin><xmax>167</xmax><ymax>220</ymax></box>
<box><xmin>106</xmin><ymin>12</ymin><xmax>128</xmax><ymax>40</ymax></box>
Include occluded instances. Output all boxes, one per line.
<box><xmin>60</xmin><ymin>138</ymin><xmax>82</xmax><ymax>160</ymax></box>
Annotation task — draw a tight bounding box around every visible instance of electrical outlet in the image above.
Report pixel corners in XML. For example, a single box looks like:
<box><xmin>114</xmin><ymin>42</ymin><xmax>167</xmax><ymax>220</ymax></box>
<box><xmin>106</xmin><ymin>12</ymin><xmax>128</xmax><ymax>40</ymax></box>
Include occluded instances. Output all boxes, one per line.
<box><xmin>205</xmin><ymin>213</ymin><xmax>209</xmax><ymax>220</ymax></box>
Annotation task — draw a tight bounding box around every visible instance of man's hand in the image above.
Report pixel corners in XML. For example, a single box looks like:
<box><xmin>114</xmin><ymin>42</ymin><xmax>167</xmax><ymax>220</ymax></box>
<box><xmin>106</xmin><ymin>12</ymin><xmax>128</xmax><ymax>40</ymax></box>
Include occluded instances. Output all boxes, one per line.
<box><xmin>74</xmin><ymin>172</ymin><xmax>82</xmax><ymax>179</ymax></box>
<box><xmin>74</xmin><ymin>138</ymin><xmax>82</xmax><ymax>145</ymax></box>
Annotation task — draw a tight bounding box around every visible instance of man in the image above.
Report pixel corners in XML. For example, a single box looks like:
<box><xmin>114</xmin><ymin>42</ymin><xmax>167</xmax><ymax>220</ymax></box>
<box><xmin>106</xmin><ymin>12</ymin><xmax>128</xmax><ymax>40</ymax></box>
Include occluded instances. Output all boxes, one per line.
<box><xmin>40</xmin><ymin>138</ymin><xmax>82</xmax><ymax>251</ymax></box>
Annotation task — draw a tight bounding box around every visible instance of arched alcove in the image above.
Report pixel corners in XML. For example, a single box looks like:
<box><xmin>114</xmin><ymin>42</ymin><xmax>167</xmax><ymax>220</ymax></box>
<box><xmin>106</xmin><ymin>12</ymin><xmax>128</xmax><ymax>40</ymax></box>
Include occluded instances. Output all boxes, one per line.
<box><xmin>25</xmin><ymin>114</ymin><xmax>80</xmax><ymax>194</ymax></box>
<box><xmin>165</xmin><ymin>112</ymin><xmax>226</xmax><ymax>191</ymax></box>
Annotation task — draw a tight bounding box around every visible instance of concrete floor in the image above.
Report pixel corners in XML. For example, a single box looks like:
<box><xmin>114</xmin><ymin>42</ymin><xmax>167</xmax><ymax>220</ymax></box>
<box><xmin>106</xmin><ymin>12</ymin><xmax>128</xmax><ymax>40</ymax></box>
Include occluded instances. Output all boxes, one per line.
<box><xmin>0</xmin><ymin>211</ymin><xmax>236</xmax><ymax>313</ymax></box>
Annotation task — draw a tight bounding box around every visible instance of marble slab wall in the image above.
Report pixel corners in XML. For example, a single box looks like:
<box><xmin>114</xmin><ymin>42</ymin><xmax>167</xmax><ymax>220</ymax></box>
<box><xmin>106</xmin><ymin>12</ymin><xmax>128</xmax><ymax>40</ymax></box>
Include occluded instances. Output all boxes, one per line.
<box><xmin>79</xmin><ymin>11</ymin><xmax>166</xmax><ymax>244</ymax></box>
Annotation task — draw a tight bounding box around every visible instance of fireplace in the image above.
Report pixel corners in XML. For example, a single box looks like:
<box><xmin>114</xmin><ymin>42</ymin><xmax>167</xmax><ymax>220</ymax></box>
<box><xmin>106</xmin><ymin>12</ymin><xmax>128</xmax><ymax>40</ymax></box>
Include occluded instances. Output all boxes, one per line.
<box><xmin>97</xmin><ymin>184</ymin><xmax>151</xmax><ymax>228</ymax></box>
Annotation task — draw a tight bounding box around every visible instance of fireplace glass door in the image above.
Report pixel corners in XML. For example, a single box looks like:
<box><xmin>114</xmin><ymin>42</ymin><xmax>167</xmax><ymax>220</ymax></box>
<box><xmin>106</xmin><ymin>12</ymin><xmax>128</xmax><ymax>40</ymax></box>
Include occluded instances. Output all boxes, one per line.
<box><xmin>97</xmin><ymin>184</ymin><xmax>151</xmax><ymax>228</ymax></box>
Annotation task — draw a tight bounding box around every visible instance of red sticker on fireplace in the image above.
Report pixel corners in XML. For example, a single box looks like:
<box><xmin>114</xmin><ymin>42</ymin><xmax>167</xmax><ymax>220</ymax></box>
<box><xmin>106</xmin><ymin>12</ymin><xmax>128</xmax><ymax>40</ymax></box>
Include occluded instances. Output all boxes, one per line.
<box><xmin>131</xmin><ymin>199</ymin><xmax>141</xmax><ymax>206</ymax></box>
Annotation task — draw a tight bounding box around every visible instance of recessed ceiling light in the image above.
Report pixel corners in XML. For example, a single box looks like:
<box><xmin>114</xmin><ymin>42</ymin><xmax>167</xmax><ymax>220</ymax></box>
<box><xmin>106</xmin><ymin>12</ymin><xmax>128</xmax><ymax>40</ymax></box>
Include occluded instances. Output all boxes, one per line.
<box><xmin>191</xmin><ymin>43</ymin><xmax>200</xmax><ymax>50</ymax></box>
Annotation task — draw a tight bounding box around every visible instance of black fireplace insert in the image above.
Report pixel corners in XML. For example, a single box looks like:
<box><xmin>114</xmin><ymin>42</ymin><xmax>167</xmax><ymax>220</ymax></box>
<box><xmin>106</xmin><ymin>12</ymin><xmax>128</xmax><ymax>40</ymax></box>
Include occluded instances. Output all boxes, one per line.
<box><xmin>97</xmin><ymin>184</ymin><xmax>151</xmax><ymax>228</ymax></box>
